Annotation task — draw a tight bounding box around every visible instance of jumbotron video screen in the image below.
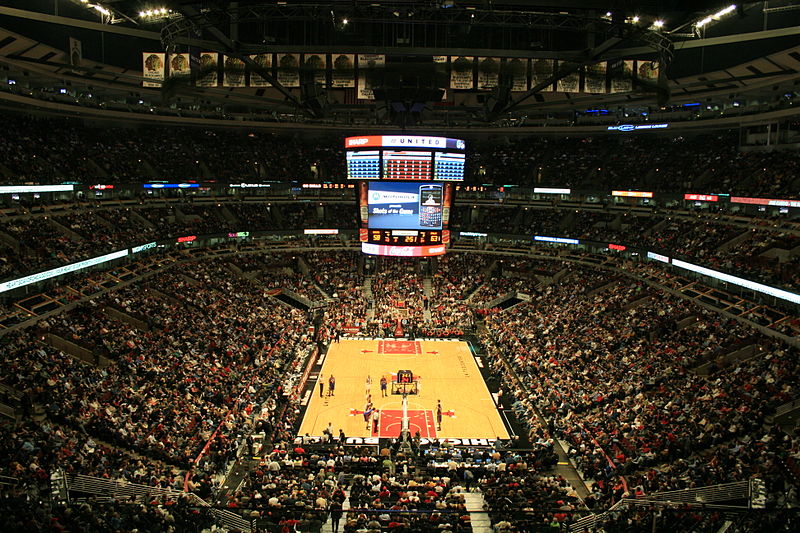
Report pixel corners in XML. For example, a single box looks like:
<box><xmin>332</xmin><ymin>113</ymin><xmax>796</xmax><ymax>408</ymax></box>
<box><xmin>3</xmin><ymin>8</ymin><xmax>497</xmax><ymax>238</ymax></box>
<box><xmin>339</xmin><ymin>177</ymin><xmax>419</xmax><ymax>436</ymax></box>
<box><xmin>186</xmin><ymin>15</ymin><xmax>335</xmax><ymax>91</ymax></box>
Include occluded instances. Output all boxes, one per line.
<box><xmin>346</xmin><ymin>135</ymin><xmax>463</xmax><ymax>257</ymax></box>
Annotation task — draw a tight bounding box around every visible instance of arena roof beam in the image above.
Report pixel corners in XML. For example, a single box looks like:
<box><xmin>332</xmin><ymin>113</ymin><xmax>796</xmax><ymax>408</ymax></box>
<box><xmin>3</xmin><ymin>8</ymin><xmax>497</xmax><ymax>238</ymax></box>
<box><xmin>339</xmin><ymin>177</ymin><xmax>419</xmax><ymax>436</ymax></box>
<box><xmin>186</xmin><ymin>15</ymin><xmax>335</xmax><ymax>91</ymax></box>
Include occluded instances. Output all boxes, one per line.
<box><xmin>500</xmin><ymin>35</ymin><xmax>625</xmax><ymax>116</ymax></box>
<box><xmin>171</xmin><ymin>4</ymin><xmax>309</xmax><ymax>116</ymax></box>
<box><xmin>0</xmin><ymin>5</ymin><xmax>218</xmax><ymax>48</ymax></box>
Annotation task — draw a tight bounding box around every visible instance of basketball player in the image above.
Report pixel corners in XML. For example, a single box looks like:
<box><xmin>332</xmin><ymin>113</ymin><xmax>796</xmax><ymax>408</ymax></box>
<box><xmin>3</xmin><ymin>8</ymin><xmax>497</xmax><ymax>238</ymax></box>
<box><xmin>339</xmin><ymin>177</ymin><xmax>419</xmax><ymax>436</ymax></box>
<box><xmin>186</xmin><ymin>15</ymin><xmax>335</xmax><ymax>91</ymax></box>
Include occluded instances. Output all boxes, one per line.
<box><xmin>380</xmin><ymin>376</ymin><xmax>388</xmax><ymax>397</ymax></box>
<box><xmin>328</xmin><ymin>375</ymin><xmax>336</xmax><ymax>397</ymax></box>
<box><xmin>436</xmin><ymin>400</ymin><xmax>443</xmax><ymax>431</ymax></box>
<box><xmin>365</xmin><ymin>375</ymin><xmax>372</xmax><ymax>397</ymax></box>
<box><xmin>364</xmin><ymin>403</ymin><xmax>373</xmax><ymax>430</ymax></box>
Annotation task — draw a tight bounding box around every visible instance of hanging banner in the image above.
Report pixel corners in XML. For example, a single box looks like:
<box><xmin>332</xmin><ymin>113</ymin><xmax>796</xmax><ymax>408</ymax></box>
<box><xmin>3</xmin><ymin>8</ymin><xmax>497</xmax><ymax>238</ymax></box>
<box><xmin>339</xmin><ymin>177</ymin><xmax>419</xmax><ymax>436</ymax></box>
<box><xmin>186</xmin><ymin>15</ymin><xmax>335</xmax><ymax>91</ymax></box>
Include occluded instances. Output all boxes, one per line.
<box><xmin>249</xmin><ymin>54</ymin><xmax>272</xmax><ymax>87</ymax></box>
<box><xmin>477</xmin><ymin>57</ymin><xmax>501</xmax><ymax>89</ymax></box>
<box><xmin>223</xmin><ymin>55</ymin><xmax>245</xmax><ymax>87</ymax></box>
<box><xmin>68</xmin><ymin>37</ymin><xmax>82</xmax><ymax>72</ymax></box>
<box><xmin>169</xmin><ymin>53</ymin><xmax>191</xmax><ymax>78</ymax></box>
<box><xmin>557</xmin><ymin>62</ymin><xmax>581</xmax><ymax>92</ymax></box>
<box><xmin>507</xmin><ymin>58</ymin><xmax>529</xmax><ymax>92</ymax></box>
<box><xmin>637</xmin><ymin>60</ymin><xmax>659</xmax><ymax>82</ymax></box>
<box><xmin>303</xmin><ymin>54</ymin><xmax>327</xmax><ymax>85</ymax></box>
<box><xmin>357</xmin><ymin>54</ymin><xmax>384</xmax><ymax>100</ymax></box>
<box><xmin>610</xmin><ymin>59</ymin><xmax>634</xmax><ymax>93</ymax></box>
<box><xmin>584</xmin><ymin>62</ymin><xmax>606</xmax><ymax>93</ymax></box>
<box><xmin>450</xmin><ymin>56</ymin><xmax>474</xmax><ymax>90</ymax></box>
<box><xmin>142</xmin><ymin>52</ymin><xmax>165</xmax><ymax>87</ymax></box>
<box><xmin>433</xmin><ymin>56</ymin><xmax>449</xmax><ymax>100</ymax></box>
<box><xmin>332</xmin><ymin>54</ymin><xmax>356</xmax><ymax>88</ymax></box>
<box><xmin>277</xmin><ymin>53</ymin><xmax>301</xmax><ymax>88</ymax></box>
<box><xmin>197</xmin><ymin>52</ymin><xmax>218</xmax><ymax>87</ymax></box>
<box><xmin>531</xmin><ymin>59</ymin><xmax>554</xmax><ymax>91</ymax></box>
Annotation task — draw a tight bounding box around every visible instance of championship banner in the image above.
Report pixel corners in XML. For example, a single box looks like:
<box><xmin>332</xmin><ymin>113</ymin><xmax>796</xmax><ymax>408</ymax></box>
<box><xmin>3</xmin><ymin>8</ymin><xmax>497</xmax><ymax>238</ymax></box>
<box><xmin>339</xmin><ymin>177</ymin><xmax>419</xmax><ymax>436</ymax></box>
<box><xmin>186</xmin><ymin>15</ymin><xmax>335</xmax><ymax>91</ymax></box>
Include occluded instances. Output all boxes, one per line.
<box><xmin>197</xmin><ymin>52</ymin><xmax>218</xmax><ymax>87</ymax></box>
<box><xmin>168</xmin><ymin>53</ymin><xmax>190</xmax><ymax>78</ymax></box>
<box><xmin>303</xmin><ymin>54</ymin><xmax>327</xmax><ymax>85</ymax></box>
<box><xmin>610</xmin><ymin>59</ymin><xmax>634</xmax><ymax>93</ymax></box>
<box><xmin>433</xmin><ymin>55</ymin><xmax>449</xmax><ymax>100</ymax></box>
<box><xmin>68</xmin><ymin>37</ymin><xmax>82</xmax><ymax>72</ymax></box>
<box><xmin>277</xmin><ymin>53</ymin><xmax>301</xmax><ymax>88</ymax></box>
<box><xmin>249</xmin><ymin>54</ymin><xmax>272</xmax><ymax>87</ymax></box>
<box><xmin>223</xmin><ymin>55</ymin><xmax>245</xmax><ymax>87</ymax></box>
<box><xmin>557</xmin><ymin>62</ymin><xmax>581</xmax><ymax>92</ymax></box>
<box><xmin>477</xmin><ymin>57</ymin><xmax>500</xmax><ymax>89</ymax></box>
<box><xmin>331</xmin><ymin>54</ymin><xmax>355</xmax><ymax>88</ymax></box>
<box><xmin>637</xmin><ymin>60</ymin><xmax>659</xmax><ymax>82</ymax></box>
<box><xmin>357</xmin><ymin>54</ymin><xmax>384</xmax><ymax>100</ymax></box>
<box><xmin>507</xmin><ymin>58</ymin><xmax>529</xmax><ymax>92</ymax></box>
<box><xmin>584</xmin><ymin>62</ymin><xmax>607</xmax><ymax>93</ymax></box>
<box><xmin>531</xmin><ymin>59</ymin><xmax>554</xmax><ymax>91</ymax></box>
<box><xmin>450</xmin><ymin>56</ymin><xmax>474</xmax><ymax>89</ymax></box>
<box><xmin>142</xmin><ymin>52</ymin><xmax>165</xmax><ymax>87</ymax></box>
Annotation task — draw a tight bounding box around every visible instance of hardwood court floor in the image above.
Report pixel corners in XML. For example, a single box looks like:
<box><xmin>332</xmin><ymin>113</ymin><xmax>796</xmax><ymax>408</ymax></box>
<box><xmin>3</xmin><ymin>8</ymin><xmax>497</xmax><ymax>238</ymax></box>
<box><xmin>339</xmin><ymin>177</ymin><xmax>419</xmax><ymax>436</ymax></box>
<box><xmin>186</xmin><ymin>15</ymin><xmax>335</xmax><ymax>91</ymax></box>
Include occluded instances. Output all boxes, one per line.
<box><xmin>298</xmin><ymin>339</ymin><xmax>510</xmax><ymax>440</ymax></box>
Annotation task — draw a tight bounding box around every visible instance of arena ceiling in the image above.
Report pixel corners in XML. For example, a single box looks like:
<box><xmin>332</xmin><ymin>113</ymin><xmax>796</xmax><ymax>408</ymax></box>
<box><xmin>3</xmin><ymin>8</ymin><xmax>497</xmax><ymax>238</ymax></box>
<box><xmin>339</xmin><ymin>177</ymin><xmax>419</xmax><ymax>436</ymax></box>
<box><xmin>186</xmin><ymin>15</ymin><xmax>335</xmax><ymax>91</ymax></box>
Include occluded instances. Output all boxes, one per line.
<box><xmin>1</xmin><ymin>1</ymin><xmax>799</xmax><ymax>129</ymax></box>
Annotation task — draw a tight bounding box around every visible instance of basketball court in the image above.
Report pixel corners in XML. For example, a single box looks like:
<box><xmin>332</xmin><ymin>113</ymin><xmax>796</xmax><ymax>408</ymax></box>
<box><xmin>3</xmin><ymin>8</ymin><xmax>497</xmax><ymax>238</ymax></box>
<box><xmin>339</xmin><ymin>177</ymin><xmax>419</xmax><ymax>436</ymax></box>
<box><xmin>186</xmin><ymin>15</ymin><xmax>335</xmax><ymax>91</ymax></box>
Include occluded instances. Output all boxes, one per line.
<box><xmin>297</xmin><ymin>338</ymin><xmax>510</xmax><ymax>440</ymax></box>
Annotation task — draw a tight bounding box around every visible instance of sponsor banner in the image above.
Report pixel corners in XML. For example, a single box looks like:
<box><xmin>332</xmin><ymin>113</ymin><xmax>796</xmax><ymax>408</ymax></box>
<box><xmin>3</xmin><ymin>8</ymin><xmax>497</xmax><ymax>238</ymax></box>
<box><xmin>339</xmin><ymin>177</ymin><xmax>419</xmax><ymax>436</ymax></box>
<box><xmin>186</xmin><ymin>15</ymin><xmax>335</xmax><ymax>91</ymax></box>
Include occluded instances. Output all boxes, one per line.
<box><xmin>672</xmin><ymin>259</ymin><xmax>800</xmax><ymax>305</ymax></box>
<box><xmin>534</xmin><ymin>235</ymin><xmax>579</xmax><ymax>245</ymax></box>
<box><xmin>0</xmin><ymin>249</ymin><xmax>129</xmax><ymax>294</ymax></box>
<box><xmin>610</xmin><ymin>59</ymin><xmax>634</xmax><ymax>93</ymax></box>
<box><xmin>477</xmin><ymin>57</ymin><xmax>500</xmax><ymax>89</ymax></box>
<box><xmin>557</xmin><ymin>61</ymin><xmax>581</xmax><ymax>93</ymax></box>
<box><xmin>608</xmin><ymin>243</ymin><xmax>627</xmax><ymax>251</ymax></box>
<box><xmin>331</xmin><ymin>54</ymin><xmax>355</xmax><ymax>88</ymax></box>
<box><xmin>450</xmin><ymin>56</ymin><xmax>474</xmax><ymax>90</ymax></box>
<box><xmin>249</xmin><ymin>54</ymin><xmax>273</xmax><ymax>87</ymax></box>
<box><xmin>531</xmin><ymin>58</ymin><xmax>554</xmax><ymax>91</ymax></box>
<box><xmin>507</xmin><ymin>58</ymin><xmax>528</xmax><ymax>92</ymax></box>
<box><xmin>143</xmin><ymin>183</ymin><xmax>199</xmax><ymax>189</ymax></box>
<box><xmin>685</xmin><ymin>194</ymin><xmax>719</xmax><ymax>202</ymax></box>
<box><xmin>647</xmin><ymin>251</ymin><xmax>670</xmax><ymax>263</ymax></box>
<box><xmin>197</xmin><ymin>52</ymin><xmax>218</xmax><ymax>87</ymax></box>
<box><xmin>277</xmin><ymin>53</ymin><xmax>301</xmax><ymax>87</ymax></box>
<box><xmin>0</xmin><ymin>185</ymin><xmax>74</xmax><ymax>194</ymax></box>
<box><xmin>361</xmin><ymin>243</ymin><xmax>447</xmax><ymax>257</ymax></box>
<box><xmin>637</xmin><ymin>60</ymin><xmax>659</xmax><ymax>82</ymax></box>
<box><xmin>607</xmin><ymin>124</ymin><xmax>669</xmax><ymax>132</ymax></box>
<box><xmin>169</xmin><ymin>53</ymin><xmax>191</xmax><ymax>78</ymax></box>
<box><xmin>357</xmin><ymin>54</ymin><xmax>384</xmax><ymax>100</ymax></box>
<box><xmin>612</xmin><ymin>190</ymin><xmax>653</xmax><ymax>198</ymax></box>
<box><xmin>730</xmin><ymin>196</ymin><xmax>800</xmax><ymax>208</ymax></box>
<box><xmin>304</xmin><ymin>229</ymin><xmax>339</xmax><ymax>235</ymax></box>
<box><xmin>142</xmin><ymin>52</ymin><xmax>165</xmax><ymax>87</ymax></box>
<box><xmin>68</xmin><ymin>37</ymin><xmax>82</xmax><ymax>73</ymax></box>
<box><xmin>584</xmin><ymin>62</ymin><xmax>606</xmax><ymax>93</ymax></box>
<box><xmin>345</xmin><ymin>135</ymin><xmax>465</xmax><ymax>150</ymax></box>
<box><xmin>223</xmin><ymin>55</ymin><xmax>246</xmax><ymax>87</ymax></box>
<box><xmin>131</xmin><ymin>242</ymin><xmax>157</xmax><ymax>254</ymax></box>
<box><xmin>303</xmin><ymin>54</ymin><xmax>327</xmax><ymax>85</ymax></box>
<box><xmin>534</xmin><ymin>187</ymin><xmax>570</xmax><ymax>194</ymax></box>
<box><xmin>460</xmin><ymin>232</ymin><xmax>487</xmax><ymax>237</ymax></box>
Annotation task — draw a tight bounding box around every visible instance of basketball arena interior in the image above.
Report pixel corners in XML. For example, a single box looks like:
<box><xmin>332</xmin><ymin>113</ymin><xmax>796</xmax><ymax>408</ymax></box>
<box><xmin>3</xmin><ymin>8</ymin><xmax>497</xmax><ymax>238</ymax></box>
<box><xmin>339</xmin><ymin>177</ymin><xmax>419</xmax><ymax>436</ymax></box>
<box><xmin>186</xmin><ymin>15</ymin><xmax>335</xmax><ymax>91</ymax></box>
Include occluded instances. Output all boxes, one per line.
<box><xmin>1</xmin><ymin>1</ymin><xmax>800</xmax><ymax>532</ymax></box>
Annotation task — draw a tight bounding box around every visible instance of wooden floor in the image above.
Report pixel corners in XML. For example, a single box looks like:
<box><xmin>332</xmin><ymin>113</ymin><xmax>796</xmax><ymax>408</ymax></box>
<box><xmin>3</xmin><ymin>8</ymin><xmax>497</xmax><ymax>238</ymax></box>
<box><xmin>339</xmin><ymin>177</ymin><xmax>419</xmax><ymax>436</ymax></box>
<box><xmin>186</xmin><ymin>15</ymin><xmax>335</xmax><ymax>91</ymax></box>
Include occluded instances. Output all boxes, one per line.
<box><xmin>298</xmin><ymin>339</ymin><xmax>510</xmax><ymax>440</ymax></box>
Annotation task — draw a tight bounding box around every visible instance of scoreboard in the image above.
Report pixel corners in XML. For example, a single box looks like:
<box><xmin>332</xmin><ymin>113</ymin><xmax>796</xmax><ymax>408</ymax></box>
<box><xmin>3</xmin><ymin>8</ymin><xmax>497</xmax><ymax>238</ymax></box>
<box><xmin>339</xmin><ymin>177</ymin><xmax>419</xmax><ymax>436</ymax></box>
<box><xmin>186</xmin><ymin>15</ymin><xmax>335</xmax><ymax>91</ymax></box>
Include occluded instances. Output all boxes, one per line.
<box><xmin>345</xmin><ymin>135</ymin><xmax>466</xmax><ymax>181</ymax></box>
<box><xmin>348</xmin><ymin>135</ymin><xmax>463</xmax><ymax>258</ymax></box>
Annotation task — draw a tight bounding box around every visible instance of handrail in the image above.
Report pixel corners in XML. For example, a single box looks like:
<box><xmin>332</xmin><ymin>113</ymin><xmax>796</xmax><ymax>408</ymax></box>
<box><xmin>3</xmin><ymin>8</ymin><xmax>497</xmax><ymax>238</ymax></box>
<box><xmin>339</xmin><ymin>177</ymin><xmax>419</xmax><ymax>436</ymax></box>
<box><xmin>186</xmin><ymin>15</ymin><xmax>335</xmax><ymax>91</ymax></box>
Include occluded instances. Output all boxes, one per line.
<box><xmin>774</xmin><ymin>397</ymin><xmax>800</xmax><ymax>417</ymax></box>
<box><xmin>568</xmin><ymin>480</ymin><xmax>754</xmax><ymax>532</ymax></box>
<box><xmin>66</xmin><ymin>473</ymin><xmax>251</xmax><ymax>532</ymax></box>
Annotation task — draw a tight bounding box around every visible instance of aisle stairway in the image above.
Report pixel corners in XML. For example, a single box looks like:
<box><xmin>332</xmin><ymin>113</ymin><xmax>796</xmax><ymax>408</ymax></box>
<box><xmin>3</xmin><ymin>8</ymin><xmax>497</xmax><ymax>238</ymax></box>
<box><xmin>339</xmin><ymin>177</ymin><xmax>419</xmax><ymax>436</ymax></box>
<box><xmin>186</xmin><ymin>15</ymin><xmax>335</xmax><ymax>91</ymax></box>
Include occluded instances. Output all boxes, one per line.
<box><xmin>364</xmin><ymin>277</ymin><xmax>375</xmax><ymax>321</ymax></box>
<box><xmin>463</xmin><ymin>491</ymin><xmax>492</xmax><ymax>533</ymax></box>
<box><xmin>320</xmin><ymin>489</ymin><xmax>351</xmax><ymax>533</ymax></box>
<box><xmin>422</xmin><ymin>276</ymin><xmax>433</xmax><ymax>322</ymax></box>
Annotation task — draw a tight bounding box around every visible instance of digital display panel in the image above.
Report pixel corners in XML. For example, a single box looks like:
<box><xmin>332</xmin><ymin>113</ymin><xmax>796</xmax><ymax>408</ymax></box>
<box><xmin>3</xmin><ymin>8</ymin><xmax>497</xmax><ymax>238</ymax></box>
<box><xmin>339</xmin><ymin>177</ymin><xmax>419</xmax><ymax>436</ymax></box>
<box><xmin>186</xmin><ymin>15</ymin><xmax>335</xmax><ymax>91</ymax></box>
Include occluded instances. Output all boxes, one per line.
<box><xmin>346</xmin><ymin>150</ymin><xmax>381</xmax><ymax>179</ymax></box>
<box><xmin>366</xmin><ymin>181</ymin><xmax>443</xmax><ymax>230</ymax></box>
<box><xmin>434</xmin><ymin>152</ymin><xmax>465</xmax><ymax>181</ymax></box>
<box><xmin>382</xmin><ymin>151</ymin><xmax>432</xmax><ymax>180</ymax></box>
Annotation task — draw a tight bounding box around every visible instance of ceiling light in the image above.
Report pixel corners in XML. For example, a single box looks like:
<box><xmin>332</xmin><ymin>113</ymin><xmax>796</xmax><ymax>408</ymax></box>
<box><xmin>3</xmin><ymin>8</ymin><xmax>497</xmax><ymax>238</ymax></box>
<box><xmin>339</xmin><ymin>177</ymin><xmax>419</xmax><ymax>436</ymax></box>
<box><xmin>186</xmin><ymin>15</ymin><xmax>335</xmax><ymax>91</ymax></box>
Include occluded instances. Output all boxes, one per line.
<box><xmin>695</xmin><ymin>4</ymin><xmax>737</xmax><ymax>29</ymax></box>
<box><xmin>653</xmin><ymin>19</ymin><xmax>664</xmax><ymax>28</ymax></box>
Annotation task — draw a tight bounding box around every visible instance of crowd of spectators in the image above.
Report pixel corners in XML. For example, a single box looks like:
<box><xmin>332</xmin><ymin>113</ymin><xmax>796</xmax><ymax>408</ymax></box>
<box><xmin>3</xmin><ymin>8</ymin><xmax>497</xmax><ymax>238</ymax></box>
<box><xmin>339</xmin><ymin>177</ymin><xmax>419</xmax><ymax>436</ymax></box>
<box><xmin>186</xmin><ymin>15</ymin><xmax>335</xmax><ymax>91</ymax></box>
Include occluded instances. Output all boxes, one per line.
<box><xmin>480</xmin><ymin>263</ymin><xmax>800</xmax><ymax>519</ymax></box>
<box><xmin>2</xmin><ymin>113</ymin><xmax>800</xmax><ymax>198</ymax></box>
